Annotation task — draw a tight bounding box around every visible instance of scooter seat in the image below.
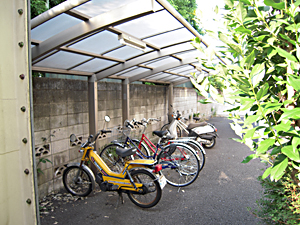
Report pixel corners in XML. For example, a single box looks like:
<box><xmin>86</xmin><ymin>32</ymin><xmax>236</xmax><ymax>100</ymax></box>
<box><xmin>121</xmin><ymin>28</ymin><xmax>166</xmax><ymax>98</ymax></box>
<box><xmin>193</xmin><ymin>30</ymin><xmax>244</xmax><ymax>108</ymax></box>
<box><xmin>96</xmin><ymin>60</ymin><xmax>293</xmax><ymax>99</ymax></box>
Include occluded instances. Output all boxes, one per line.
<box><xmin>153</xmin><ymin>130</ymin><xmax>168</xmax><ymax>138</ymax></box>
<box><xmin>116</xmin><ymin>147</ymin><xmax>136</xmax><ymax>158</ymax></box>
<box><xmin>187</xmin><ymin>122</ymin><xmax>208</xmax><ymax>130</ymax></box>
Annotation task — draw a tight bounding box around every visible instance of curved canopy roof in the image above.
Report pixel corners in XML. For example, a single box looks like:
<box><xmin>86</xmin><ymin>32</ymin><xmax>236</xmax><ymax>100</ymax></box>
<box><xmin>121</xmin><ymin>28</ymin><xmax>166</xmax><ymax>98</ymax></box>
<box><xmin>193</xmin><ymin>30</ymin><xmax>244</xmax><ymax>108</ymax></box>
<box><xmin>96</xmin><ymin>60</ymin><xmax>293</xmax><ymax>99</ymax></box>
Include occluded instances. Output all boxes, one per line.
<box><xmin>31</xmin><ymin>0</ymin><xmax>222</xmax><ymax>85</ymax></box>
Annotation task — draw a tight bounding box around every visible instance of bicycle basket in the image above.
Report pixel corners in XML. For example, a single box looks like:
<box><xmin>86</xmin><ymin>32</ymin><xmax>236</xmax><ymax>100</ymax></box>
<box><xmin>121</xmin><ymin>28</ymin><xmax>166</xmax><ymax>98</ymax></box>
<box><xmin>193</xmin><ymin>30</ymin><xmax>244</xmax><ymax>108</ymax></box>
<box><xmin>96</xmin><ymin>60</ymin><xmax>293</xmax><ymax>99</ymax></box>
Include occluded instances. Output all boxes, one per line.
<box><xmin>115</xmin><ymin>126</ymin><xmax>131</xmax><ymax>142</ymax></box>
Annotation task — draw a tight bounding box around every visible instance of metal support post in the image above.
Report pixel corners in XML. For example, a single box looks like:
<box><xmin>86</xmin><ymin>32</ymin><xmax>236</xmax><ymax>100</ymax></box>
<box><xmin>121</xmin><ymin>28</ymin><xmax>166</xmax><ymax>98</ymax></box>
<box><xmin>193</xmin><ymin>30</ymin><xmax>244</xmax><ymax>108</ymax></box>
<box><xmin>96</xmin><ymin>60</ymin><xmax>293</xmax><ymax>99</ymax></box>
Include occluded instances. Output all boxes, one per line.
<box><xmin>168</xmin><ymin>83</ymin><xmax>174</xmax><ymax>122</ymax></box>
<box><xmin>122</xmin><ymin>78</ymin><xmax>130</xmax><ymax>122</ymax></box>
<box><xmin>88</xmin><ymin>75</ymin><xmax>98</xmax><ymax>149</ymax></box>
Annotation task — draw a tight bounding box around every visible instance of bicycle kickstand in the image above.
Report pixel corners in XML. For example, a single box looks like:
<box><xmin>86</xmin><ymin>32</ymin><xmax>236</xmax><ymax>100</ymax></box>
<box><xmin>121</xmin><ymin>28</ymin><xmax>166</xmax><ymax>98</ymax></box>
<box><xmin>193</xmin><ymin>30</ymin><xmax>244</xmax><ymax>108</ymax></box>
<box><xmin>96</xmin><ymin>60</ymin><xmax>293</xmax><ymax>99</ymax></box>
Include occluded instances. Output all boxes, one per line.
<box><xmin>115</xmin><ymin>190</ymin><xmax>124</xmax><ymax>209</ymax></box>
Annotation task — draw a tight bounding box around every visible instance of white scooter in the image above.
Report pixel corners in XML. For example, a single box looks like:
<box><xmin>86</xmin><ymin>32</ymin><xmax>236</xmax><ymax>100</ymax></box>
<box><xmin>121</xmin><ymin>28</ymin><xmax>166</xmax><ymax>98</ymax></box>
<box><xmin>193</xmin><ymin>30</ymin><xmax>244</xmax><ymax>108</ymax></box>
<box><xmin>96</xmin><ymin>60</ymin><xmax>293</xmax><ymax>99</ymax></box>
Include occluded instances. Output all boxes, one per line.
<box><xmin>161</xmin><ymin>110</ymin><xmax>218</xmax><ymax>148</ymax></box>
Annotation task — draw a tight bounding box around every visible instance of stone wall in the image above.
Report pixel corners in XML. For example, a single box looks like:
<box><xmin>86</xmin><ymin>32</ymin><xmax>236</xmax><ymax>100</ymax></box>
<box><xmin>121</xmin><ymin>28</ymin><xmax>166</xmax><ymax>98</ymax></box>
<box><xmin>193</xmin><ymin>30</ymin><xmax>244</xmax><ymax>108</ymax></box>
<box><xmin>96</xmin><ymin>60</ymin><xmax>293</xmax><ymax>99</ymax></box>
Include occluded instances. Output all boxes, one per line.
<box><xmin>33</xmin><ymin>77</ymin><xmax>215</xmax><ymax>197</ymax></box>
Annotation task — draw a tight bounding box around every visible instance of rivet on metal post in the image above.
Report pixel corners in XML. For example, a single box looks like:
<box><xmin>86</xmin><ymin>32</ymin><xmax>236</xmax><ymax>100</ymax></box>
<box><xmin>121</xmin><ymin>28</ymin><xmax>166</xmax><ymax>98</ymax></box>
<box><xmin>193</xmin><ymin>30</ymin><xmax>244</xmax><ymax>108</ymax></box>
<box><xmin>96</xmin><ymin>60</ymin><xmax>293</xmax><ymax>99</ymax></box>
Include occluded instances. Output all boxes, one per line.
<box><xmin>18</xmin><ymin>9</ymin><xmax>23</xmax><ymax>15</ymax></box>
<box><xmin>18</xmin><ymin>42</ymin><xmax>24</xmax><ymax>48</ymax></box>
<box><xmin>26</xmin><ymin>199</ymin><xmax>31</xmax><ymax>204</ymax></box>
<box><xmin>19</xmin><ymin>74</ymin><xmax>25</xmax><ymax>80</ymax></box>
<box><xmin>24</xmin><ymin>169</ymin><xmax>29</xmax><ymax>175</ymax></box>
<box><xmin>21</xmin><ymin>106</ymin><xmax>26</xmax><ymax>112</ymax></box>
<box><xmin>22</xmin><ymin>138</ymin><xmax>28</xmax><ymax>144</ymax></box>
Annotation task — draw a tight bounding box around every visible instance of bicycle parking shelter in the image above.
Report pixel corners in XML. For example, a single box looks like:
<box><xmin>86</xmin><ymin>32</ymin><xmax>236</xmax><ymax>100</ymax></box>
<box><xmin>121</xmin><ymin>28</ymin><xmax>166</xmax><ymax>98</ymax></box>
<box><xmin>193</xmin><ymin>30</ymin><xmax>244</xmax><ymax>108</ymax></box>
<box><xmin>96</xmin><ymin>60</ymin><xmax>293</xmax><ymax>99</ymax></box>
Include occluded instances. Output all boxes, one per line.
<box><xmin>31</xmin><ymin>0</ymin><xmax>223</xmax><ymax>138</ymax></box>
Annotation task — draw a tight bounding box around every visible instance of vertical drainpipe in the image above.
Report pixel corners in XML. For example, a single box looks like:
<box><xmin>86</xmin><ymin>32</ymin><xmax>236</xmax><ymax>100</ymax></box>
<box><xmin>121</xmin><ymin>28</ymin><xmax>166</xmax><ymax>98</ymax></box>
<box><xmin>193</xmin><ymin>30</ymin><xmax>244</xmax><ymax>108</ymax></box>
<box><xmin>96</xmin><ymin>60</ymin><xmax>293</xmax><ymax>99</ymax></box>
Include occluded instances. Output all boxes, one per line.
<box><xmin>122</xmin><ymin>78</ymin><xmax>130</xmax><ymax>123</ymax></box>
<box><xmin>168</xmin><ymin>83</ymin><xmax>174</xmax><ymax>122</ymax></box>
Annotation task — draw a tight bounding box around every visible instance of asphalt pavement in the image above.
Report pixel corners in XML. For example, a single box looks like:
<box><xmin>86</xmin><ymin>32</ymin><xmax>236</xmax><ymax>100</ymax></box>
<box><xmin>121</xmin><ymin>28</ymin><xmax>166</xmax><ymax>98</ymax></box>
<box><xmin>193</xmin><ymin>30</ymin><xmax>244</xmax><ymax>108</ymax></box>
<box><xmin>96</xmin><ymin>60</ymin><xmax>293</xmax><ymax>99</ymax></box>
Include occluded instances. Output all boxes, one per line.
<box><xmin>40</xmin><ymin>117</ymin><xmax>264</xmax><ymax>225</ymax></box>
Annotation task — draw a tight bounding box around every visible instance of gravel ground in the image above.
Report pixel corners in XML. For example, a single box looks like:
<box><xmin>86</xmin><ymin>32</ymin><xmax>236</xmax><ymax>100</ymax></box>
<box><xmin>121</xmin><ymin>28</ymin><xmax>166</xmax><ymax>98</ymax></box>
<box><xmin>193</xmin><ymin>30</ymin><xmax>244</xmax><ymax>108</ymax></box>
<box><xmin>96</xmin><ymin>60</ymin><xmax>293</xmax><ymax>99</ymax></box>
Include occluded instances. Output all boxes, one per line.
<box><xmin>40</xmin><ymin>117</ymin><xmax>265</xmax><ymax>225</ymax></box>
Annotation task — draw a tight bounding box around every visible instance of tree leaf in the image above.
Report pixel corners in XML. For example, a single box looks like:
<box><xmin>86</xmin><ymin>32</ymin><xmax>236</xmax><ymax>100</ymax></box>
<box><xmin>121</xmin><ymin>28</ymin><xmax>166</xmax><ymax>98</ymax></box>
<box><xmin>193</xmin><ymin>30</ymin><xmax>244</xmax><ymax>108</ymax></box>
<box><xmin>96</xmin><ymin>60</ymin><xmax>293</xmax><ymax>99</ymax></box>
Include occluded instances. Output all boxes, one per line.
<box><xmin>242</xmin><ymin>154</ymin><xmax>257</xmax><ymax>163</ymax></box>
<box><xmin>244</xmin><ymin>114</ymin><xmax>262</xmax><ymax>125</ymax></box>
<box><xmin>273</xmin><ymin>120</ymin><xmax>292</xmax><ymax>133</ymax></box>
<box><xmin>280</xmin><ymin>108</ymin><xmax>300</xmax><ymax>121</ymax></box>
<box><xmin>198</xmin><ymin>99</ymin><xmax>211</xmax><ymax>104</ymax></box>
<box><xmin>270</xmin><ymin>155</ymin><xmax>288</xmax><ymax>181</ymax></box>
<box><xmin>264</xmin><ymin>0</ymin><xmax>285</xmax><ymax>10</ymax></box>
<box><xmin>256</xmin><ymin>139</ymin><xmax>275</xmax><ymax>154</ymax></box>
<box><xmin>243</xmin><ymin>127</ymin><xmax>256</xmax><ymax>140</ymax></box>
<box><xmin>262</xmin><ymin>166</ymin><xmax>272</xmax><ymax>179</ymax></box>
<box><xmin>231</xmin><ymin>138</ymin><xmax>243</xmax><ymax>143</ymax></box>
<box><xmin>235</xmin><ymin>26</ymin><xmax>252</xmax><ymax>35</ymax></box>
<box><xmin>275</xmin><ymin>47</ymin><xmax>298</xmax><ymax>62</ymax></box>
<box><xmin>282</xmin><ymin>145</ymin><xmax>300</xmax><ymax>162</ymax></box>
<box><xmin>236</xmin><ymin>1</ymin><xmax>247</xmax><ymax>23</ymax></box>
<box><xmin>288</xmin><ymin>76</ymin><xmax>300</xmax><ymax>91</ymax></box>
<box><xmin>262</xmin><ymin>102</ymin><xmax>282</xmax><ymax>115</ymax></box>
<box><xmin>245</xmin><ymin>50</ymin><xmax>255</xmax><ymax>70</ymax></box>
<box><xmin>256</xmin><ymin>83</ymin><xmax>269</xmax><ymax>101</ymax></box>
<box><xmin>250</xmin><ymin>63</ymin><xmax>265</xmax><ymax>87</ymax></box>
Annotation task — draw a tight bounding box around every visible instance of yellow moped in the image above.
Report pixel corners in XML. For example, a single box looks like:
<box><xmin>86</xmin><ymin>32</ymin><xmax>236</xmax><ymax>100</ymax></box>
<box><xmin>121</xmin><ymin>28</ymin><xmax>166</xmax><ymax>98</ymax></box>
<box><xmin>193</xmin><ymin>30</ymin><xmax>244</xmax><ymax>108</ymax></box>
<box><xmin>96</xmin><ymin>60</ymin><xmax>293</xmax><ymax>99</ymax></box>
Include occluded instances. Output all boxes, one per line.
<box><xmin>63</xmin><ymin>121</ymin><xmax>166</xmax><ymax>208</ymax></box>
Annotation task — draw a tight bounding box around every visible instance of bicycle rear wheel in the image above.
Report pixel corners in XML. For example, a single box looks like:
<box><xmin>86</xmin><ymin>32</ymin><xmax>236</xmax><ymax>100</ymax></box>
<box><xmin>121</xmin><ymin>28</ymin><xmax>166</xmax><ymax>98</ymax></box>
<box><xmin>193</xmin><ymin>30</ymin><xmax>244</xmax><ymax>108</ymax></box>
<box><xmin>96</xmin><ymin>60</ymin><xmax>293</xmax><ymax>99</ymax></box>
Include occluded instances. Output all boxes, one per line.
<box><xmin>185</xmin><ymin>141</ymin><xmax>205</xmax><ymax>171</ymax></box>
<box><xmin>158</xmin><ymin>143</ymin><xmax>200</xmax><ymax>187</ymax></box>
<box><xmin>127</xmin><ymin>169</ymin><xmax>162</xmax><ymax>208</ymax></box>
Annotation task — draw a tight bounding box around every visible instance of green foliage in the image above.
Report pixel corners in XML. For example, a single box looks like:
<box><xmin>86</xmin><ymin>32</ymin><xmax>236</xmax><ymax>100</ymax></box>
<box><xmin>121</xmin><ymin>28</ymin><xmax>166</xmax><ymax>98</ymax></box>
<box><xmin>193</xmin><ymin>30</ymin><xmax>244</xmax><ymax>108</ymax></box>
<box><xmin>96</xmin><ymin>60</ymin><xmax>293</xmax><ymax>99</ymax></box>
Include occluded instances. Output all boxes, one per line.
<box><xmin>191</xmin><ymin>0</ymin><xmax>300</xmax><ymax>222</ymax></box>
<box><xmin>252</xmin><ymin>174</ymin><xmax>300</xmax><ymax>224</ymax></box>
<box><xmin>37</xmin><ymin>158</ymin><xmax>52</xmax><ymax>174</ymax></box>
<box><xmin>167</xmin><ymin>0</ymin><xmax>204</xmax><ymax>34</ymax></box>
<box><xmin>31</xmin><ymin>0</ymin><xmax>65</xmax><ymax>18</ymax></box>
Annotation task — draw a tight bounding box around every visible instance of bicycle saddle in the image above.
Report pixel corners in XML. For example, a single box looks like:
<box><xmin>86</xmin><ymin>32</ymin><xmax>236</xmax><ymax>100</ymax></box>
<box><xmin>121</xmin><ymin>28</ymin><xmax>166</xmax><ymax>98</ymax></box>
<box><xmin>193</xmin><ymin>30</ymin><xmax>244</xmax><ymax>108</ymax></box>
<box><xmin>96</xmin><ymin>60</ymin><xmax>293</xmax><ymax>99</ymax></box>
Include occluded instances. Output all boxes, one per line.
<box><xmin>115</xmin><ymin>147</ymin><xmax>136</xmax><ymax>157</ymax></box>
<box><xmin>187</xmin><ymin>122</ymin><xmax>208</xmax><ymax>130</ymax></box>
<box><xmin>152</xmin><ymin>130</ymin><xmax>168</xmax><ymax>138</ymax></box>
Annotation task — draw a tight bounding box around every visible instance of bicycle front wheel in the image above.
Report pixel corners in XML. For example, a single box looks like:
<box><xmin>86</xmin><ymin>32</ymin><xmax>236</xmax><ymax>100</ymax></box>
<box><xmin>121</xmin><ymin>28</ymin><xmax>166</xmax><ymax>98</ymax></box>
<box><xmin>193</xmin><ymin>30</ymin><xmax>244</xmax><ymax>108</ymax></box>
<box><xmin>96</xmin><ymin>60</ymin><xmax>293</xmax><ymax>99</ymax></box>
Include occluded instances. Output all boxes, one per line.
<box><xmin>63</xmin><ymin>166</ymin><xmax>93</xmax><ymax>197</ymax></box>
<box><xmin>158</xmin><ymin>144</ymin><xmax>200</xmax><ymax>187</ymax></box>
<box><xmin>127</xmin><ymin>169</ymin><xmax>162</xmax><ymax>208</ymax></box>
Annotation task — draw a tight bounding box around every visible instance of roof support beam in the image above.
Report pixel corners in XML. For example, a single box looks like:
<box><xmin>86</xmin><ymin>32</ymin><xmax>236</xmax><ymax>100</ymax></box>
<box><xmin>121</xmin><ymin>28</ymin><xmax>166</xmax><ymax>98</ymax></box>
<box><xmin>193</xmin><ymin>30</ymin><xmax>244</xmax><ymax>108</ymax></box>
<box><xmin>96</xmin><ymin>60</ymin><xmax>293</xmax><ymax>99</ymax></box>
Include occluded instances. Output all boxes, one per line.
<box><xmin>32</xmin><ymin>66</ymin><xmax>93</xmax><ymax>76</ymax></box>
<box><xmin>95</xmin><ymin>42</ymin><xmax>194</xmax><ymax>81</ymax></box>
<box><xmin>32</xmin><ymin>0</ymin><xmax>157</xmax><ymax>61</ymax></box>
<box><xmin>65</xmin><ymin>9</ymin><xmax>91</xmax><ymax>21</ymax></box>
<box><xmin>31</xmin><ymin>0</ymin><xmax>90</xmax><ymax>29</ymax></box>
<box><xmin>128</xmin><ymin>57</ymin><xmax>198</xmax><ymax>83</ymax></box>
<box><xmin>60</xmin><ymin>46</ymin><xmax>125</xmax><ymax>63</ymax></box>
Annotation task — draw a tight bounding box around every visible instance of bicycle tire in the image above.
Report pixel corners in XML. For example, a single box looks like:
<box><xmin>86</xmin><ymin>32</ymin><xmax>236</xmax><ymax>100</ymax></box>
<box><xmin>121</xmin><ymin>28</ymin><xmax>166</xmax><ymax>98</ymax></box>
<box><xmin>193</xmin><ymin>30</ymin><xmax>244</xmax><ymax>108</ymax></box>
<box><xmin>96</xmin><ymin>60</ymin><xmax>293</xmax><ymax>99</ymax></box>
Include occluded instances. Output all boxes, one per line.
<box><xmin>157</xmin><ymin>143</ymin><xmax>200</xmax><ymax>187</ymax></box>
<box><xmin>99</xmin><ymin>143</ymin><xmax>127</xmax><ymax>173</ymax></box>
<box><xmin>185</xmin><ymin>141</ymin><xmax>205</xmax><ymax>171</ymax></box>
<box><xmin>63</xmin><ymin>166</ymin><xmax>93</xmax><ymax>197</ymax></box>
<box><xmin>127</xmin><ymin>169</ymin><xmax>162</xmax><ymax>208</ymax></box>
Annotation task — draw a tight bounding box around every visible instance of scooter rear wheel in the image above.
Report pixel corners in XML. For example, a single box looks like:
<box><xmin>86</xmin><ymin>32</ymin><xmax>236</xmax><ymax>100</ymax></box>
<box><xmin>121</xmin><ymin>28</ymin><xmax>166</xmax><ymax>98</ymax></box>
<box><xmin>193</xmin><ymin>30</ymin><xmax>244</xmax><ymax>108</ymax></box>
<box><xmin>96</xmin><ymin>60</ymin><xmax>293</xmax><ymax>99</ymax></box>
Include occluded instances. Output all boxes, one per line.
<box><xmin>202</xmin><ymin>137</ymin><xmax>216</xmax><ymax>148</ymax></box>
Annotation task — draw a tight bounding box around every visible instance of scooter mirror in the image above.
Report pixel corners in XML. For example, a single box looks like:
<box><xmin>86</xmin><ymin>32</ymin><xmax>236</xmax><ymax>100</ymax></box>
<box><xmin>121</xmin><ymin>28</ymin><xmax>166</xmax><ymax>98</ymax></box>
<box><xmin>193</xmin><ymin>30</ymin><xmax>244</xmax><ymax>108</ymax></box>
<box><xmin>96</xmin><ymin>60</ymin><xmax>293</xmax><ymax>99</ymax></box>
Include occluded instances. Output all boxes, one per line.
<box><xmin>104</xmin><ymin>115</ymin><xmax>111</xmax><ymax>122</ymax></box>
<box><xmin>70</xmin><ymin>134</ymin><xmax>77</xmax><ymax>142</ymax></box>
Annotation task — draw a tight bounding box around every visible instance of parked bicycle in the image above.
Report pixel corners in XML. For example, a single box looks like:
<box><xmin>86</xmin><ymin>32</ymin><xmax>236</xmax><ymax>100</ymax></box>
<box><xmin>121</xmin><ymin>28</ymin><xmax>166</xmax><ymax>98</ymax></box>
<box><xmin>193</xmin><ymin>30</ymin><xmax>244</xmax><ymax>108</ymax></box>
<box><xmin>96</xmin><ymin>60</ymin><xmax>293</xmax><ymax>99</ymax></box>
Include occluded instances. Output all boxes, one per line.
<box><xmin>100</xmin><ymin>118</ymin><xmax>200</xmax><ymax>187</ymax></box>
<box><xmin>131</xmin><ymin>118</ymin><xmax>206</xmax><ymax>171</ymax></box>
<box><xmin>63</xmin><ymin>116</ymin><xmax>166</xmax><ymax>208</ymax></box>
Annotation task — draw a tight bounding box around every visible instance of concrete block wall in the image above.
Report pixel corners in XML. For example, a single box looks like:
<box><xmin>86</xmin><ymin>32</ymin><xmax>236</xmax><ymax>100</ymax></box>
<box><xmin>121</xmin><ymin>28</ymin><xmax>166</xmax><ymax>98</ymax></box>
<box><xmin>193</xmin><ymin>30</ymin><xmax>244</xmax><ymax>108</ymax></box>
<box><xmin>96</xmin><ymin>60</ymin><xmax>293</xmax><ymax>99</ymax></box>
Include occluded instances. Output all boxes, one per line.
<box><xmin>33</xmin><ymin>78</ymin><xmax>213</xmax><ymax>197</ymax></box>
